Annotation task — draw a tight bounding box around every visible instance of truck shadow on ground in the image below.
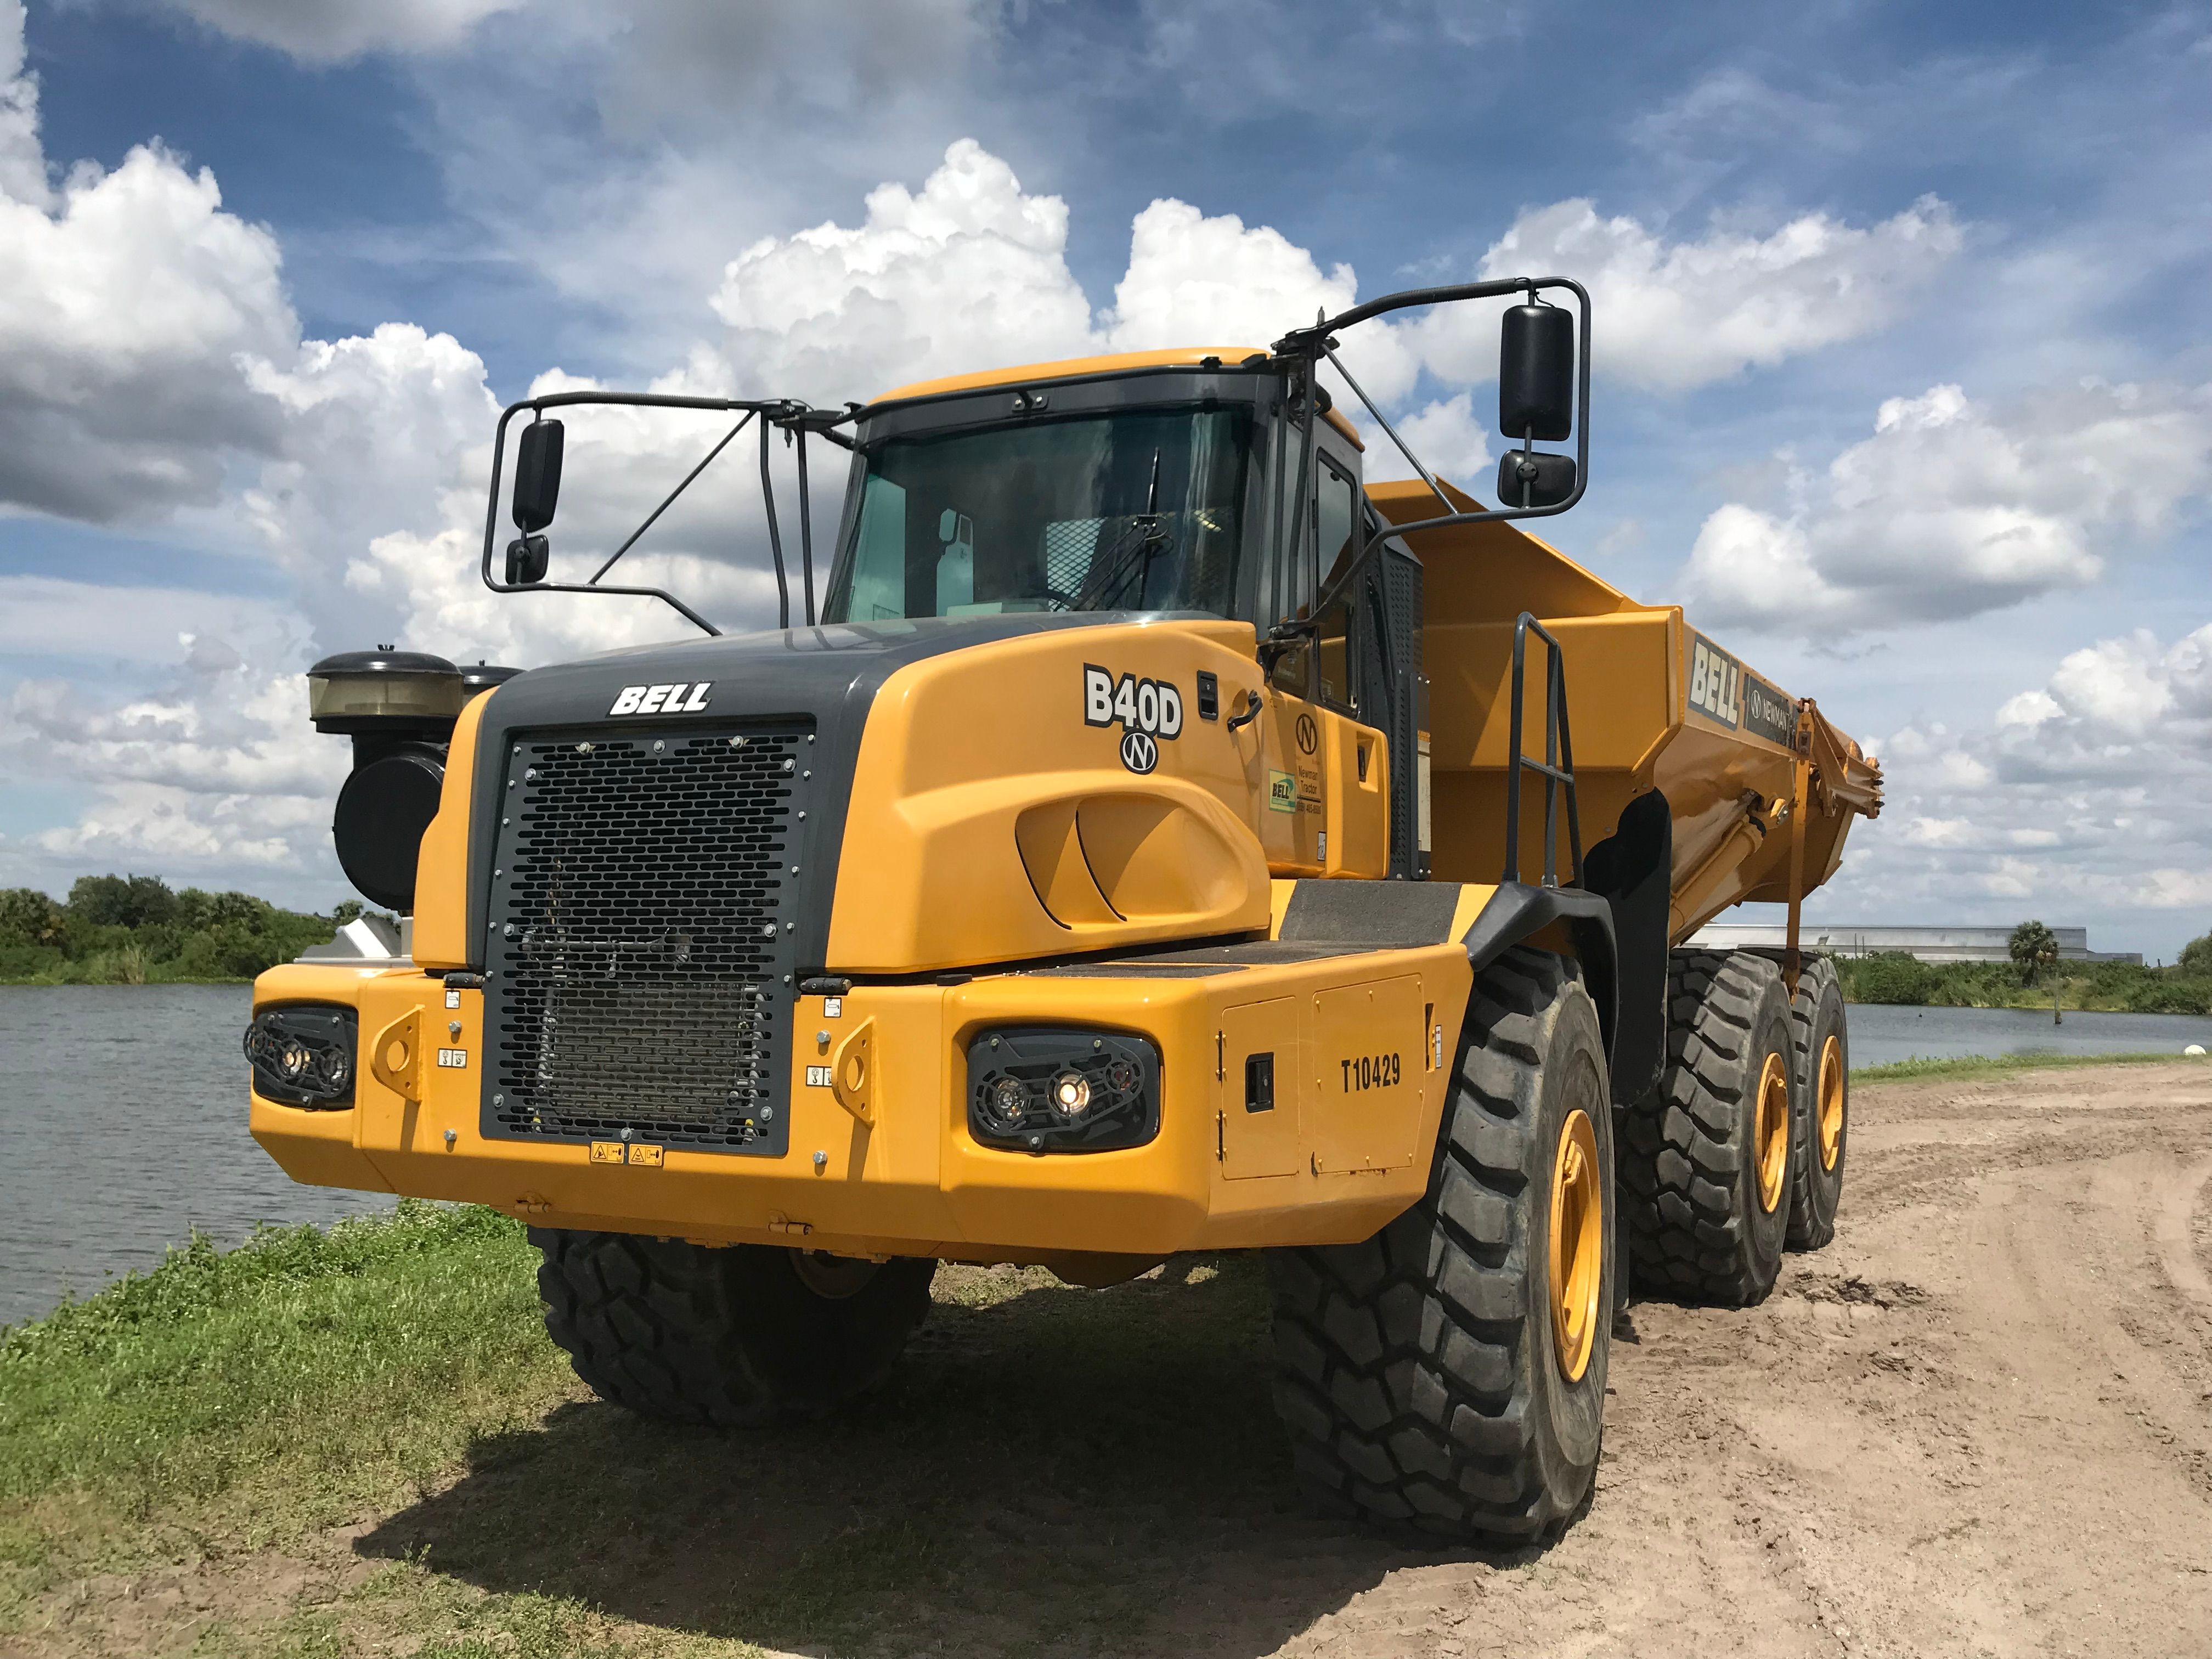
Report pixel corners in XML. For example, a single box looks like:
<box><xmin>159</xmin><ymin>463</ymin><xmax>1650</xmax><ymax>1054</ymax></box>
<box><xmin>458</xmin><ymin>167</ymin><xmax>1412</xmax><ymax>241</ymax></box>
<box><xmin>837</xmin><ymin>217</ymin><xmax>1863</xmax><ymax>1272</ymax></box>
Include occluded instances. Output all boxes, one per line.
<box><xmin>357</xmin><ymin>1256</ymin><xmax>1544</xmax><ymax>1657</ymax></box>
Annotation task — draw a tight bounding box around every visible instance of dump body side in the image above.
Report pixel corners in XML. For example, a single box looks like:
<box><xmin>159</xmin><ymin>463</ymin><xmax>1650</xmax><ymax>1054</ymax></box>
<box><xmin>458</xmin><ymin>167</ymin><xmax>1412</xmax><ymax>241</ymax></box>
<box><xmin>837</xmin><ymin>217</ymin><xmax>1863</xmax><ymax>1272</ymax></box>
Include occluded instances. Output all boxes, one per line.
<box><xmin>1368</xmin><ymin>479</ymin><xmax>1880</xmax><ymax>943</ymax></box>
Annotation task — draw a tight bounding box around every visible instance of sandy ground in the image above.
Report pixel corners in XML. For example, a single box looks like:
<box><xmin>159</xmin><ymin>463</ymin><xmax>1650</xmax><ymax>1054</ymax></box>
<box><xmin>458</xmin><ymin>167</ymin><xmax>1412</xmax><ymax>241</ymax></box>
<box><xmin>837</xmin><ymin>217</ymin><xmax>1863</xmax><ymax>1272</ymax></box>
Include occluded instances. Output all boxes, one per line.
<box><xmin>1271</xmin><ymin>1059</ymin><xmax>2212</xmax><ymax>1659</ymax></box>
<box><xmin>13</xmin><ymin>1060</ymin><xmax>2212</xmax><ymax>1658</ymax></box>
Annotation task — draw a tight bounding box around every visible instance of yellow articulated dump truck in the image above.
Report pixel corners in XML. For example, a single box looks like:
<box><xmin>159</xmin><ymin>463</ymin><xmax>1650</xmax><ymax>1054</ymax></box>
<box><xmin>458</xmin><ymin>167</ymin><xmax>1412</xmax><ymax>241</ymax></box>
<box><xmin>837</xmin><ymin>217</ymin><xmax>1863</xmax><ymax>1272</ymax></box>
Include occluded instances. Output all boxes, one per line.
<box><xmin>246</xmin><ymin>277</ymin><xmax>1880</xmax><ymax>1542</ymax></box>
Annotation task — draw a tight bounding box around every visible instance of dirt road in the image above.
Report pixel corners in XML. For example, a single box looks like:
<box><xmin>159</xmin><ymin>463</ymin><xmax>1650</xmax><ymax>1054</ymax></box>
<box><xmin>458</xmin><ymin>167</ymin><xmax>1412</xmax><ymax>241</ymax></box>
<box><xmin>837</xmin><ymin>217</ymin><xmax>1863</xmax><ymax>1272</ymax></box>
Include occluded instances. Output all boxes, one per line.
<box><xmin>15</xmin><ymin>1060</ymin><xmax>2212</xmax><ymax>1657</ymax></box>
<box><xmin>1279</xmin><ymin>1059</ymin><xmax>2212</xmax><ymax>1659</ymax></box>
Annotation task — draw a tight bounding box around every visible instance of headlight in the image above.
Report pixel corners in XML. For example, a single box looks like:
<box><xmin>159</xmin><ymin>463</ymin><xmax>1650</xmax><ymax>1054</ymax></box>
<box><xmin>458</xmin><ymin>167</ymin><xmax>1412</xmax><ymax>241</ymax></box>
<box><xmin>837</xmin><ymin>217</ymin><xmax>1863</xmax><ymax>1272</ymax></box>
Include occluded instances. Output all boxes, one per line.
<box><xmin>967</xmin><ymin>1028</ymin><xmax>1159</xmax><ymax>1154</ymax></box>
<box><xmin>245</xmin><ymin>1005</ymin><xmax>357</xmax><ymax>1108</ymax></box>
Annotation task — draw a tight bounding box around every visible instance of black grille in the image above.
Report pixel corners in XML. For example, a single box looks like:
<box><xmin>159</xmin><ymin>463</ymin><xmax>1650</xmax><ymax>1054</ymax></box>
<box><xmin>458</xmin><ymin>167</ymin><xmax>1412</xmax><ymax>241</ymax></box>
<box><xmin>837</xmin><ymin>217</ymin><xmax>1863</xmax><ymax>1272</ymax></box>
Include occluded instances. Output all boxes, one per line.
<box><xmin>482</xmin><ymin>725</ymin><xmax>807</xmax><ymax>1155</ymax></box>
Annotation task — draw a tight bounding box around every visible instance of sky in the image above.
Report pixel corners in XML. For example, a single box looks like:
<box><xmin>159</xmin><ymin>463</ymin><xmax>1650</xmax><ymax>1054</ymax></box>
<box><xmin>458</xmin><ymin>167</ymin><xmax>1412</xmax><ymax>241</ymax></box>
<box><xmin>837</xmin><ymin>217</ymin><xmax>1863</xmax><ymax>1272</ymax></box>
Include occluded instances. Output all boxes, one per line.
<box><xmin>1</xmin><ymin>0</ymin><xmax>2209</xmax><ymax>958</ymax></box>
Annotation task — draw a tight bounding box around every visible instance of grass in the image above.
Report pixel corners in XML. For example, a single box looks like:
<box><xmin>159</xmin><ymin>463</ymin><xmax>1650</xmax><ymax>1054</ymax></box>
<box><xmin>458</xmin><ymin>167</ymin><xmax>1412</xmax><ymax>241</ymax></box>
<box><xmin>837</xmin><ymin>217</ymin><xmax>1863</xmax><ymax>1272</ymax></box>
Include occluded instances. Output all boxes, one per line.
<box><xmin>0</xmin><ymin>1204</ymin><xmax>571</xmax><ymax>1632</ymax></box>
<box><xmin>0</xmin><ymin>1210</ymin><xmax>1347</xmax><ymax>1658</ymax></box>
<box><xmin>1852</xmin><ymin>1049</ymin><xmax>2208</xmax><ymax>1084</ymax></box>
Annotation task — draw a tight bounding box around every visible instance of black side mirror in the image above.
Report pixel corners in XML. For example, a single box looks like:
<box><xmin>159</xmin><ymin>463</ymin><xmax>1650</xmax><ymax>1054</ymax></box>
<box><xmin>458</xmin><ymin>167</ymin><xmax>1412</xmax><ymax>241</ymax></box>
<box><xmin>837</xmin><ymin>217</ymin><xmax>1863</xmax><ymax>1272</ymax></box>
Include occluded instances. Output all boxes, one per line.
<box><xmin>1498</xmin><ymin>303</ymin><xmax>1573</xmax><ymax>442</ymax></box>
<box><xmin>1496</xmin><ymin>448</ymin><xmax>1578</xmax><ymax>509</ymax></box>
<box><xmin>505</xmin><ymin>534</ymin><xmax>550</xmax><ymax>585</ymax></box>
<box><xmin>511</xmin><ymin>419</ymin><xmax>565</xmax><ymax>533</ymax></box>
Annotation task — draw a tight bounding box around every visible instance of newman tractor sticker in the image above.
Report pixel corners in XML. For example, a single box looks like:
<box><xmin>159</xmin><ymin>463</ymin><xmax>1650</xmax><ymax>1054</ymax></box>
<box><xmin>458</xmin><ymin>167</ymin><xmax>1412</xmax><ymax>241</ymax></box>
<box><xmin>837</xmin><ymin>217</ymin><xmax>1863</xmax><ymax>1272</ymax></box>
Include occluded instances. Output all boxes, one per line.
<box><xmin>1083</xmin><ymin>664</ymin><xmax>1184</xmax><ymax>774</ymax></box>
<box><xmin>1739</xmin><ymin>670</ymin><xmax>1797</xmax><ymax>748</ymax></box>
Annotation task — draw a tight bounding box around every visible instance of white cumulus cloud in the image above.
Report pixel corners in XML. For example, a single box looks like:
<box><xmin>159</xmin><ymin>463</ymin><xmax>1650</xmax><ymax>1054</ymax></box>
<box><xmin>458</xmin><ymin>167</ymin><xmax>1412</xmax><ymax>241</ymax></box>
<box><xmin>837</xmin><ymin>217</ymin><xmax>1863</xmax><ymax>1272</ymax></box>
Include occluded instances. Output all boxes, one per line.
<box><xmin>1405</xmin><ymin>194</ymin><xmax>1962</xmax><ymax>393</ymax></box>
<box><xmin>1682</xmin><ymin>380</ymin><xmax>2212</xmax><ymax>634</ymax></box>
<box><xmin>709</xmin><ymin>139</ymin><xmax>1095</xmax><ymax>405</ymax></box>
<box><xmin>0</xmin><ymin>123</ymin><xmax>294</xmax><ymax>518</ymax></box>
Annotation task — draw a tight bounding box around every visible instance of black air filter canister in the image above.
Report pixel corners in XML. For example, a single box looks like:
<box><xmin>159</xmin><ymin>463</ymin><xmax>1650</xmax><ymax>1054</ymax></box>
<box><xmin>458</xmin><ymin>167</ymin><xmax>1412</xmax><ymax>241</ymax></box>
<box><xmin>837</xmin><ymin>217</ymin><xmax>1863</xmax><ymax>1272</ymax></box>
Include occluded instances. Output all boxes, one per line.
<box><xmin>309</xmin><ymin>650</ymin><xmax>468</xmax><ymax>913</ymax></box>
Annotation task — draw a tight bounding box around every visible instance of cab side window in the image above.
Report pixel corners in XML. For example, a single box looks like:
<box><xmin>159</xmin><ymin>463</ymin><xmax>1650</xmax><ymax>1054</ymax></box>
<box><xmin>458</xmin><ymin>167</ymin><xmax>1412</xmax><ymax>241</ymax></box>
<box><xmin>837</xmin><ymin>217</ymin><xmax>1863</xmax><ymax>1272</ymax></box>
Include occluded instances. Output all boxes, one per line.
<box><xmin>1265</xmin><ymin>447</ymin><xmax>1365</xmax><ymax>706</ymax></box>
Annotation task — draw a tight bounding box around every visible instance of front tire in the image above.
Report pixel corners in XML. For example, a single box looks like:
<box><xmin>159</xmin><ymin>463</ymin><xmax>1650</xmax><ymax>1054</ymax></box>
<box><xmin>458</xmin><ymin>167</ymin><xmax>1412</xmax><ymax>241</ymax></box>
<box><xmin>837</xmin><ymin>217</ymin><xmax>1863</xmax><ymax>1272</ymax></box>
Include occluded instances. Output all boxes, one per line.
<box><xmin>1266</xmin><ymin>947</ymin><xmax>1614</xmax><ymax>1542</ymax></box>
<box><xmin>531</xmin><ymin>1230</ymin><xmax>936</xmax><ymax>1426</ymax></box>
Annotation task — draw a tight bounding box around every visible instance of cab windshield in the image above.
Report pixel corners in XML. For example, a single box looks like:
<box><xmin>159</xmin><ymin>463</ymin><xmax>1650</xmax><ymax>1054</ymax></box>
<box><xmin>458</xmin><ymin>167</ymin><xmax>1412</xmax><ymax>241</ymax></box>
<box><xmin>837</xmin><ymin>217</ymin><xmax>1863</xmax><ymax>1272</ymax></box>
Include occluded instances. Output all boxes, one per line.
<box><xmin>823</xmin><ymin>408</ymin><xmax>1251</xmax><ymax>622</ymax></box>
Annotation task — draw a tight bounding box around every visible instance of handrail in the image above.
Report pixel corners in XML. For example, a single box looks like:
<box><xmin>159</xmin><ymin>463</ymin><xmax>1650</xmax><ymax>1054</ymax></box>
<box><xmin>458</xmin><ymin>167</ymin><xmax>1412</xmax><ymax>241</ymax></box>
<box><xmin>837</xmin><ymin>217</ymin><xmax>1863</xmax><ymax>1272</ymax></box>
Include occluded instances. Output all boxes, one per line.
<box><xmin>1502</xmin><ymin>612</ymin><xmax>1584</xmax><ymax>889</ymax></box>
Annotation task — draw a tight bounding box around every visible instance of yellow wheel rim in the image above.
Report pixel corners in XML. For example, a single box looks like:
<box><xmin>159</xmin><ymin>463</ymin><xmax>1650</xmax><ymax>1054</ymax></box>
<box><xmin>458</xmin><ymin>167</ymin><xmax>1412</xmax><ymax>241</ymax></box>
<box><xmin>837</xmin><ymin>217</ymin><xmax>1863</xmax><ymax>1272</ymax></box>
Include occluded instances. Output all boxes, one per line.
<box><xmin>1754</xmin><ymin>1050</ymin><xmax>1790</xmax><ymax>1214</ymax></box>
<box><xmin>1816</xmin><ymin>1035</ymin><xmax>1845</xmax><ymax>1172</ymax></box>
<box><xmin>1548</xmin><ymin>1108</ymin><xmax>1603</xmax><ymax>1384</ymax></box>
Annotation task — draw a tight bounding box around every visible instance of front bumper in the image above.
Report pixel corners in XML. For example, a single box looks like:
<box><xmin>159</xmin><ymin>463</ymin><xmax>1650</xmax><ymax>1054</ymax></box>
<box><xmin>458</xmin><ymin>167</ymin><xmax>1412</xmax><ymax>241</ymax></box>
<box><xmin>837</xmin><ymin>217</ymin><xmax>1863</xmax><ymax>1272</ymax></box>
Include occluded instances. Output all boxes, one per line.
<box><xmin>249</xmin><ymin>941</ymin><xmax>1470</xmax><ymax>1262</ymax></box>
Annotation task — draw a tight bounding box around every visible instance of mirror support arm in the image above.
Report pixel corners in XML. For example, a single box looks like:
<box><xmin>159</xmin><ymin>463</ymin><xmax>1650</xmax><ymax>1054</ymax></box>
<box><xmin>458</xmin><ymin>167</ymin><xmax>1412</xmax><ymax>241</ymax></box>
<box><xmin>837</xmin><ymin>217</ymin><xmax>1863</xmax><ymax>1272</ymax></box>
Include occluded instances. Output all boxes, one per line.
<box><xmin>794</xmin><ymin>427</ymin><xmax>815</xmax><ymax>627</ymax></box>
<box><xmin>480</xmin><ymin>390</ymin><xmax>864</xmax><ymax>636</ymax></box>
<box><xmin>1277</xmin><ymin>274</ymin><xmax>1593</xmax><ymax>534</ymax></box>
<box><xmin>588</xmin><ymin>411</ymin><xmax>754</xmax><ymax>585</ymax></box>
<box><xmin>759</xmin><ymin>420</ymin><xmax>791</xmax><ymax>629</ymax></box>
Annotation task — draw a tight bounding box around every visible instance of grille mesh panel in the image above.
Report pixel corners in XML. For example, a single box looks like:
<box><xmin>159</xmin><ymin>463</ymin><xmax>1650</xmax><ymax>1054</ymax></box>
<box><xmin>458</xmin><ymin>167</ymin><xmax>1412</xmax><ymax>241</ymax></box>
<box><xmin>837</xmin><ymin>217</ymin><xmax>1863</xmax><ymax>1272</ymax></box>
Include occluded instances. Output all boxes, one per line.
<box><xmin>482</xmin><ymin>726</ymin><xmax>803</xmax><ymax>1155</ymax></box>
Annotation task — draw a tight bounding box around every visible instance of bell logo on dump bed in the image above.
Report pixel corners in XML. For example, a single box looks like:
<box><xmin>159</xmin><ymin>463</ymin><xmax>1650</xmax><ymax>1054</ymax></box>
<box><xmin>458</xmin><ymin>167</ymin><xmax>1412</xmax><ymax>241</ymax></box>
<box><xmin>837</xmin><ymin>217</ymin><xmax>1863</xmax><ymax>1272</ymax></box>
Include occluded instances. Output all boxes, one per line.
<box><xmin>1687</xmin><ymin>636</ymin><xmax>1741</xmax><ymax>729</ymax></box>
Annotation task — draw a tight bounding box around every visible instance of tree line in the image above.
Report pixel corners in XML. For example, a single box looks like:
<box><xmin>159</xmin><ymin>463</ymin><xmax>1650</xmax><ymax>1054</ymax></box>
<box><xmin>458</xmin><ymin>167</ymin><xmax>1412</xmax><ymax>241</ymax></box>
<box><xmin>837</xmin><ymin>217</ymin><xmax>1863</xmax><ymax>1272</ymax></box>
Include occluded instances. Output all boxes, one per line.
<box><xmin>1835</xmin><ymin>918</ymin><xmax>2212</xmax><ymax>1013</ymax></box>
<box><xmin>0</xmin><ymin>875</ymin><xmax>368</xmax><ymax>984</ymax></box>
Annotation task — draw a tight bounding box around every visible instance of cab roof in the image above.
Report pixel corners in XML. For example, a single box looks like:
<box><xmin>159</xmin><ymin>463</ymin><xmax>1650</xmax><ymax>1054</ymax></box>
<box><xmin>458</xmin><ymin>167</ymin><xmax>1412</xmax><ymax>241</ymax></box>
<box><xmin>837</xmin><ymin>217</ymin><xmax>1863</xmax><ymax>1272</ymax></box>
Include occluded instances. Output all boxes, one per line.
<box><xmin>868</xmin><ymin>347</ymin><xmax>1267</xmax><ymax>408</ymax></box>
<box><xmin>866</xmin><ymin>346</ymin><xmax>1364</xmax><ymax>450</ymax></box>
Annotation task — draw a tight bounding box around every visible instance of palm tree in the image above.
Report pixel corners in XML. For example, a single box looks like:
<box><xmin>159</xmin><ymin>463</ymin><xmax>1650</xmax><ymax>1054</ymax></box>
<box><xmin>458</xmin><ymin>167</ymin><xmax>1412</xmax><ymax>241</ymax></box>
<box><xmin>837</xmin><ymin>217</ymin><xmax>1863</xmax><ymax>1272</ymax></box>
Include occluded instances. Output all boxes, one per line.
<box><xmin>2010</xmin><ymin>919</ymin><xmax>2057</xmax><ymax>984</ymax></box>
<box><xmin>2011</xmin><ymin>919</ymin><xmax>2063</xmax><ymax>1024</ymax></box>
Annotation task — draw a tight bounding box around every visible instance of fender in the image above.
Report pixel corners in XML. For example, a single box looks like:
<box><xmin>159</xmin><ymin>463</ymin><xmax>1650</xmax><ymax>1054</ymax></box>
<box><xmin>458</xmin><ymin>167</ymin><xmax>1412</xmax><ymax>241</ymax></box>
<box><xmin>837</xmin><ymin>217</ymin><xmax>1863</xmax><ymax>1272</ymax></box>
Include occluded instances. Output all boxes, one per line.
<box><xmin>1581</xmin><ymin>788</ymin><xmax>1672</xmax><ymax>1105</ymax></box>
<box><xmin>1459</xmin><ymin>882</ymin><xmax>1620</xmax><ymax>1093</ymax></box>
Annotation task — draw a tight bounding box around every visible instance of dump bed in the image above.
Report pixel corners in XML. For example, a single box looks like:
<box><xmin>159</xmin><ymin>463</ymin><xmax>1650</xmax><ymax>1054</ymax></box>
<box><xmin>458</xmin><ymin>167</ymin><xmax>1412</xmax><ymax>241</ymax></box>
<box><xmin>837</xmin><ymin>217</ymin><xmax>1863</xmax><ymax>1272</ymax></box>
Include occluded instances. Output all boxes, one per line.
<box><xmin>1367</xmin><ymin>480</ymin><xmax>1882</xmax><ymax>943</ymax></box>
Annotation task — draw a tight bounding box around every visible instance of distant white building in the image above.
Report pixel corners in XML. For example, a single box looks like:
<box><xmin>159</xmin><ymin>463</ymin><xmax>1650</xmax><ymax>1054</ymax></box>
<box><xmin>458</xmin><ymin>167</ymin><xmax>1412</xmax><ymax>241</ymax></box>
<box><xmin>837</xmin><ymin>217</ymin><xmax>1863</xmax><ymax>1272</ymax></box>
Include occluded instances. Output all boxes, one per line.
<box><xmin>1687</xmin><ymin>922</ymin><xmax>2142</xmax><ymax>966</ymax></box>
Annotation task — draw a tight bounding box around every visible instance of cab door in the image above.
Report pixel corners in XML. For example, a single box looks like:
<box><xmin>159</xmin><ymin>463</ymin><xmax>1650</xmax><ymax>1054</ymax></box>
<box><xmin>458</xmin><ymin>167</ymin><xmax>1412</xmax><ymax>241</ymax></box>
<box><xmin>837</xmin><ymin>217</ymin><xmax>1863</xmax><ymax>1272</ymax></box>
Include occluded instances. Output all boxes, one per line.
<box><xmin>1249</xmin><ymin>440</ymin><xmax>1389</xmax><ymax>877</ymax></box>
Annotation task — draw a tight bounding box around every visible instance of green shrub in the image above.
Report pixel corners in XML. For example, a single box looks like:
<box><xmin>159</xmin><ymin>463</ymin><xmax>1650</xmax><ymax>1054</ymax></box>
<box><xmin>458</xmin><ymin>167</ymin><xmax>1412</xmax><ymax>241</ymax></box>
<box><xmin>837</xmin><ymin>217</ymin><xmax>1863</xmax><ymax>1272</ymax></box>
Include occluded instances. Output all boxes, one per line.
<box><xmin>2182</xmin><ymin>932</ymin><xmax>2212</xmax><ymax>975</ymax></box>
<box><xmin>0</xmin><ymin>943</ymin><xmax>62</xmax><ymax>979</ymax></box>
<box><xmin>1840</xmin><ymin>951</ymin><xmax>1942</xmax><ymax>1005</ymax></box>
<box><xmin>2124</xmin><ymin>977</ymin><xmax>2212</xmax><ymax>1015</ymax></box>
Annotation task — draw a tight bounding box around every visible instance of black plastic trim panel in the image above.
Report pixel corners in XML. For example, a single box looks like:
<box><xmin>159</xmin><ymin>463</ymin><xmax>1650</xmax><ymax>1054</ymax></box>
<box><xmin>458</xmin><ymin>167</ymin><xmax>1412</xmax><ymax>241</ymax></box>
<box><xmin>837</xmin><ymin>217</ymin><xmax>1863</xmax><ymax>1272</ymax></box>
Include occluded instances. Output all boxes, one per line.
<box><xmin>1279</xmin><ymin>878</ymin><xmax>1463</xmax><ymax>946</ymax></box>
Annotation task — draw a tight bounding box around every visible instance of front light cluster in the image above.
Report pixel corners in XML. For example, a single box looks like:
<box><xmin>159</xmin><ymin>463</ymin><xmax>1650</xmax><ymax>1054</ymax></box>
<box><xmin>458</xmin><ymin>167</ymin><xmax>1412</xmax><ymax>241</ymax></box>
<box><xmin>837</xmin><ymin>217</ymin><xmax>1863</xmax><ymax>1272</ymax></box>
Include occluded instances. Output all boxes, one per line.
<box><xmin>967</xmin><ymin>1026</ymin><xmax>1159</xmax><ymax>1154</ymax></box>
<box><xmin>245</xmin><ymin>1005</ymin><xmax>357</xmax><ymax>1108</ymax></box>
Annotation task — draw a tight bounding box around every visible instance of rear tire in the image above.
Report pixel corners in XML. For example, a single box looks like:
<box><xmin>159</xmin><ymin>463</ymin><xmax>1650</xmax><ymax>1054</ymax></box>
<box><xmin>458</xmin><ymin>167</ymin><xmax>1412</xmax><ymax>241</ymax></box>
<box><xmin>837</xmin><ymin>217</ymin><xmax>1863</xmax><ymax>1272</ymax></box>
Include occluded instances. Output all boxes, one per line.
<box><xmin>1620</xmin><ymin>950</ymin><xmax>1793</xmax><ymax>1306</ymax></box>
<box><xmin>531</xmin><ymin>1229</ymin><xmax>935</xmax><ymax>1426</ymax></box>
<box><xmin>1785</xmin><ymin>956</ymin><xmax>1848</xmax><ymax>1250</ymax></box>
<box><xmin>1265</xmin><ymin>946</ymin><xmax>1614</xmax><ymax>1542</ymax></box>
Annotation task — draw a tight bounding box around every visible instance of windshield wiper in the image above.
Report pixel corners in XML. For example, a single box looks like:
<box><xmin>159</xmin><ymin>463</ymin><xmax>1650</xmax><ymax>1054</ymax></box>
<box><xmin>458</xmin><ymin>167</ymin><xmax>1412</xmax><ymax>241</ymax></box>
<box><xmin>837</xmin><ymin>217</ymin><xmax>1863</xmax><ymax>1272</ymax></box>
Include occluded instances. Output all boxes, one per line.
<box><xmin>1071</xmin><ymin>449</ymin><xmax>1172</xmax><ymax>611</ymax></box>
